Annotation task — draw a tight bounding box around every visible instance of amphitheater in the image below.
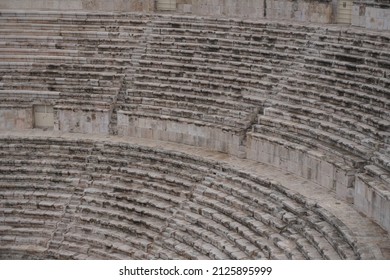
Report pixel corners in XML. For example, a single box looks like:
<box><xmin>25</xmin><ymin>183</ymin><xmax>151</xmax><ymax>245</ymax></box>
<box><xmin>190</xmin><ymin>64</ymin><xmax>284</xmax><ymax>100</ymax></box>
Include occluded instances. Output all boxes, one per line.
<box><xmin>0</xmin><ymin>0</ymin><xmax>390</xmax><ymax>260</ymax></box>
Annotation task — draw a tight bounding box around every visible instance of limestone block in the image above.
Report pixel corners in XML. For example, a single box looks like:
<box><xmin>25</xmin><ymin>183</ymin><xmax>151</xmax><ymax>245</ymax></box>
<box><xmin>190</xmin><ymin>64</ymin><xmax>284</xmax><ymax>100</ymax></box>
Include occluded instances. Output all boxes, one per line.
<box><xmin>286</xmin><ymin>161</ymin><xmax>300</xmax><ymax>175</ymax></box>
<box><xmin>223</xmin><ymin>0</ymin><xmax>264</xmax><ymax>18</ymax></box>
<box><xmin>56</xmin><ymin>108</ymin><xmax>109</xmax><ymax>135</ymax></box>
<box><xmin>141</xmin><ymin>128</ymin><xmax>153</xmax><ymax>139</ymax></box>
<box><xmin>160</xmin><ymin>129</ymin><xmax>170</xmax><ymax>142</ymax></box>
<box><xmin>371</xmin><ymin>189</ymin><xmax>389</xmax><ymax>231</ymax></box>
<box><xmin>177</xmin><ymin>4</ymin><xmax>192</xmax><ymax>13</ymax></box>
<box><xmin>168</xmin><ymin>131</ymin><xmax>177</xmax><ymax>142</ymax></box>
<box><xmin>384</xmin><ymin>18</ymin><xmax>390</xmax><ymax>30</ymax></box>
<box><xmin>279</xmin><ymin>157</ymin><xmax>289</xmax><ymax>170</ymax></box>
<box><xmin>245</xmin><ymin>137</ymin><xmax>257</xmax><ymax>161</ymax></box>
<box><xmin>355</xmin><ymin>174</ymin><xmax>390</xmax><ymax>231</ymax></box>
<box><xmin>192</xmin><ymin>0</ymin><xmax>222</xmax><ymax>16</ymax></box>
<box><xmin>308</xmin><ymin>155</ymin><xmax>321</xmax><ymax>181</ymax></box>
<box><xmin>336</xmin><ymin>179</ymin><xmax>354</xmax><ymax>204</ymax></box>
<box><xmin>319</xmin><ymin>160</ymin><xmax>335</xmax><ymax>189</ymax></box>
<box><xmin>0</xmin><ymin>107</ymin><xmax>33</xmax><ymax>130</ymax></box>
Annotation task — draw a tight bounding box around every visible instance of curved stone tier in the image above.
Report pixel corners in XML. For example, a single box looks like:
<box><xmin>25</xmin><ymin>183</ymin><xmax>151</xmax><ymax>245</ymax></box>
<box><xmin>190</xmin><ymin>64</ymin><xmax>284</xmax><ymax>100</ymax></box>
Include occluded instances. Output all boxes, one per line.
<box><xmin>0</xmin><ymin>11</ymin><xmax>389</xmax><ymax>242</ymax></box>
<box><xmin>0</xmin><ymin>131</ymin><xmax>387</xmax><ymax>260</ymax></box>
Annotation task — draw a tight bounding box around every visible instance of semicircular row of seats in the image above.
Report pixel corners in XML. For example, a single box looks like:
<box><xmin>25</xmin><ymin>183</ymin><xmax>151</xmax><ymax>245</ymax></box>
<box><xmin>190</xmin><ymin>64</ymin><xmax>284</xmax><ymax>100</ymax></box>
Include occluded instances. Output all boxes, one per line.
<box><xmin>0</xmin><ymin>11</ymin><xmax>389</xmax><ymax>232</ymax></box>
<box><xmin>119</xmin><ymin>14</ymin><xmax>390</xmax><ymax>232</ymax></box>
<box><xmin>0</xmin><ymin>135</ymin><xmax>365</xmax><ymax>259</ymax></box>
<box><xmin>0</xmin><ymin>11</ymin><xmax>146</xmax><ymax>133</ymax></box>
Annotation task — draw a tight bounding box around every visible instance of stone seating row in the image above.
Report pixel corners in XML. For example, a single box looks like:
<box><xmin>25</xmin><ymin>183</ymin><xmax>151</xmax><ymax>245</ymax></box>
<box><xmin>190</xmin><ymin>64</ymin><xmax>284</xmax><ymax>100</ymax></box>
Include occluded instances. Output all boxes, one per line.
<box><xmin>0</xmin><ymin>16</ymin><xmax>133</xmax><ymax>132</ymax></box>
<box><xmin>147</xmin><ymin>40</ymin><xmax>288</xmax><ymax>67</ymax></box>
<box><xmin>29</xmin><ymin>149</ymin><xmax>239</xmax><ymax>258</ymax></box>
<box><xmin>100</xmin><ymin>142</ymin><xmax>219</xmax><ymax>176</ymax></box>
<box><xmin>145</xmin><ymin>23</ymin><xmax>383</xmax><ymax>85</ymax></box>
<box><xmin>166</xmin><ymin>209</ymin><xmax>257</xmax><ymax>259</ymax></box>
<box><xmin>0</xmin><ymin>40</ymin><xmax>140</xmax><ymax>59</ymax></box>
<box><xmin>263</xmin><ymin>105</ymin><xmax>388</xmax><ymax>153</ymax></box>
<box><xmin>135</xmin><ymin>65</ymin><xmax>276</xmax><ymax>89</ymax></box>
<box><xmin>274</xmin><ymin>83</ymin><xmax>389</xmax><ymax>137</ymax></box>
<box><xmin>294</xmin><ymin>63</ymin><xmax>390</xmax><ymax>98</ymax></box>
<box><xmin>78</xmin><ymin>154</ymin><xmax>353</xmax><ymax>260</ymax></box>
<box><xmin>138</xmin><ymin>55</ymin><xmax>280</xmax><ymax>89</ymax></box>
<box><xmin>3</xmin><ymin>11</ymin><xmax>386</xmax><ymax>137</ymax></box>
<box><xmin>0</xmin><ymin>66</ymin><xmax>123</xmax><ymax>85</ymax></box>
<box><xmin>1</xmin><ymin>10</ymin><xmax>389</xmax><ymax>50</ymax></box>
<box><xmin>131</xmin><ymin>80</ymin><xmax>243</xmax><ymax>101</ymax></box>
<box><xmin>88</xmin><ymin>143</ymin><xmax>368</xmax><ymax>258</ymax></box>
<box><xmin>275</xmin><ymin>85</ymin><xmax>390</xmax><ymax>155</ymax></box>
<box><xmin>0</xmin><ymin>27</ymin><xmax>145</xmax><ymax>38</ymax></box>
<box><xmin>148</xmin><ymin>29</ymin><xmax>390</xmax><ymax>66</ymax></box>
<box><xmin>0</xmin><ymin>82</ymin><xmax>119</xmax><ymax>98</ymax></box>
<box><xmin>271</xmin><ymin>93</ymin><xmax>389</xmax><ymax>146</ymax></box>
<box><xmin>0</xmin><ymin>34</ymin><xmax>142</xmax><ymax>53</ymax></box>
<box><xmin>94</xmin><ymin>152</ymin><xmax>204</xmax><ymax>186</ymax></box>
<box><xmin>132</xmin><ymin>22</ymin><xmax>390</xmax><ymax>188</ymax></box>
<box><xmin>0</xmin><ymin>31</ymin><xmax>140</xmax><ymax>61</ymax></box>
<box><xmin>121</xmin><ymin>98</ymin><xmax>253</xmax><ymax>124</ymax></box>
<box><xmin>0</xmin><ymin>75</ymin><xmax>119</xmax><ymax>90</ymax></box>
<box><xmin>246</xmin><ymin>127</ymin><xmax>356</xmax><ymax>198</ymax></box>
<box><xmin>0</xmin><ymin>11</ymin><xmax>389</xmax><ymax>236</ymax></box>
<box><xmin>149</xmin><ymin>40</ymin><xmax>302</xmax><ymax>67</ymax></box>
<box><xmin>141</xmin><ymin>38</ymin><xmax>386</xmax><ymax>107</ymax></box>
<box><xmin>153</xmin><ymin>25</ymin><xmax>390</xmax><ymax>65</ymax></box>
<box><xmin>0</xmin><ymin>14</ymin><xmax>149</xmax><ymax>27</ymax></box>
<box><xmin>0</xmin><ymin>56</ymin><xmax>126</xmax><ymax>74</ymax></box>
<box><xmin>257</xmin><ymin>114</ymin><xmax>373</xmax><ymax>160</ymax></box>
<box><xmin>127</xmin><ymin>82</ymin><xmax>264</xmax><ymax>121</ymax></box>
<box><xmin>0</xmin><ymin>21</ymin><xmax>144</xmax><ymax>32</ymax></box>
<box><xmin>190</xmin><ymin>174</ymin><xmax>356</xmax><ymax>259</ymax></box>
<box><xmin>143</xmin><ymin>44</ymin><xmax>387</xmax><ymax>104</ymax></box>
<box><xmin>0</xmin><ymin>175</ymin><xmax>76</xmax><ymax>258</ymax></box>
<box><xmin>284</xmin><ymin>74</ymin><xmax>389</xmax><ymax>114</ymax></box>
<box><xmin>154</xmin><ymin>21</ymin><xmax>389</xmax><ymax>57</ymax></box>
<box><xmin>152</xmin><ymin>16</ymin><xmax>390</xmax><ymax>48</ymax></box>
<box><xmin>221</xmin><ymin>167</ymin><xmax>360</xmax><ymax>256</ymax></box>
<box><xmin>0</xmin><ymin>10</ymin><xmax>382</xmax><ymax>45</ymax></box>
<box><xmin>125</xmin><ymin>91</ymin><xmax>259</xmax><ymax>115</ymax></box>
<box><xmin>247</xmin><ymin>120</ymin><xmax>390</xmax><ymax>231</ymax></box>
<box><xmin>140</xmin><ymin>51</ymin><xmax>387</xmax><ymax>110</ymax></box>
<box><xmin>0</xmin><ymin>135</ymin><xmax>362</xmax><ymax>259</ymax></box>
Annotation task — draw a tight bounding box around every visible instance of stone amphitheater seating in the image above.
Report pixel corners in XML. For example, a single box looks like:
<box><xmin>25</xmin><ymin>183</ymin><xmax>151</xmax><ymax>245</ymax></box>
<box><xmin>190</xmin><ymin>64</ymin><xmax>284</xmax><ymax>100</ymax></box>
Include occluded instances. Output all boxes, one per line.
<box><xmin>0</xmin><ymin>132</ymin><xmax>386</xmax><ymax>260</ymax></box>
<box><xmin>0</xmin><ymin>10</ymin><xmax>389</xmax><ymax>259</ymax></box>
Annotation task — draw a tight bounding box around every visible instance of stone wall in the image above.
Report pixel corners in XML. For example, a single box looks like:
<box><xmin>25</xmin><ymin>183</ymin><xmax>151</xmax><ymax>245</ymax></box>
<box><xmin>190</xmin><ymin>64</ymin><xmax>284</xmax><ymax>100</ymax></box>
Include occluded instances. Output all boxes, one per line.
<box><xmin>117</xmin><ymin>111</ymin><xmax>244</xmax><ymax>156</ymax></box>
<box><xmin>6</xmin><ymin>0</ymin><xmax>390</xmax><ymax>28</ymax></box>
<box><xmin>55</xmin><ymin>107</ymin><xmax>110</xmax><ymax>134</ymax></box>
<box><xmin>0</xmin><ymin>0</ymin><xmax>333</xmax><ymax>23</ymax></box>
<box><xmin>352</xmin><ymin>1</ymin><xmax>390</xmax><ymax>30</ymax></box>
<box><xmin>0</xmin><ymin>0</ymin><xmax>155</xmax><ymax>12</ymax></box>
<box><xmin>0</xmin><ymin>106</ymin><xmax>33</xmax><ymax>130</ymax></box>
<box><xmin>355</xmin><ymin>173</ymin><xmax>390</xmax><ymax>231</ymax></box>
<box><xmin>174</xmin><ymin>0</ymin><xmax>333</xmax><ymax>23</ymax></box>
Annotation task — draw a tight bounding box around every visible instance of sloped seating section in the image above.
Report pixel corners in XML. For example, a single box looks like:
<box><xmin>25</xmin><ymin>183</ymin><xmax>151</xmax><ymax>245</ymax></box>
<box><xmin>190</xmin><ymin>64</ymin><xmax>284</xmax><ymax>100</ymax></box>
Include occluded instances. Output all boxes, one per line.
<box><xmin>0</xmin><ymin>10</ymin><xmax>389</xmax><ymax>234</ymax></box>
<box><xmin>0</xmin><ymin>134</ymin><xmax>374</xmax><ymax>259</ymax></box>
<box><xmin>0</xmin><ymin>11</ymin><xmax>146</xmax><ymax>134</ymax></box>
<box><xmin>123</xmin><ymin>15</ymin><xmax>390</xmax><ymax>232</ymax></box>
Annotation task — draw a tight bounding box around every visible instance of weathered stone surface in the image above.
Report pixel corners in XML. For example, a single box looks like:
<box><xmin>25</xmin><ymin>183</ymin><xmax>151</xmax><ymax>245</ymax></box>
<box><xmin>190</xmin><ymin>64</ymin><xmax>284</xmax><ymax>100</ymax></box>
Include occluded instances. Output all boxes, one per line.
<box><xmin>0</xmin><ymin>11</ymin><xmax>389</xmax><ymax>259</ymax></box>
<box><xmin>0</xmin><ymin>131</ymin><xmax>388</xmax><ymax>260</ymax></box>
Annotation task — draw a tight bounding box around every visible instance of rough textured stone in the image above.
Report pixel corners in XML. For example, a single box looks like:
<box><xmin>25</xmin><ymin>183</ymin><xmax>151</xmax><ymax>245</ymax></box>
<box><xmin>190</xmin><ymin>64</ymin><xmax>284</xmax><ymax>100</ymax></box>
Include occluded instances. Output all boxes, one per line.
<box><xmin>0</xmin><ymin>11</ymin><xmax>389</xmax><ymax>259</ymax></box>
